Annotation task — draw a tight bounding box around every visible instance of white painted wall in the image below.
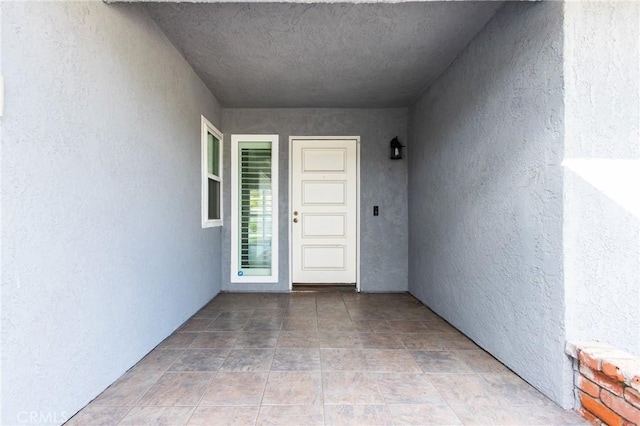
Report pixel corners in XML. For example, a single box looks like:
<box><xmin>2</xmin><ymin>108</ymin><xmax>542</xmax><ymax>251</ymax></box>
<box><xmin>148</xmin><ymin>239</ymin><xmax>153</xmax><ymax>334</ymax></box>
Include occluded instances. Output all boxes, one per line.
<box><xmin>0</xmin><ymin>2</ymin><xmax>222</xmax><ymax>424</ymax></box>
<box><xmin>563</xmin><ymin>1</ymin><xmax>640</xmax><ymax>356</ymax></box>
<box><xmin>408</xmin><ymin>2</ymin><xmax>571</xmax><ymax>407</ymax></box>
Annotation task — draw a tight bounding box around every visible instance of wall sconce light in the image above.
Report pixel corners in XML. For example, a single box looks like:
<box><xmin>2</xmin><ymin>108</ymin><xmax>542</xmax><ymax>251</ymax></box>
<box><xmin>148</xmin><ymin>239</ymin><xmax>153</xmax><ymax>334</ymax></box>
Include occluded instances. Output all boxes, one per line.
<box><xmin>390</xmin><ymin>137</ymin><xmax>404</xmax><ymax>160</ymax></box>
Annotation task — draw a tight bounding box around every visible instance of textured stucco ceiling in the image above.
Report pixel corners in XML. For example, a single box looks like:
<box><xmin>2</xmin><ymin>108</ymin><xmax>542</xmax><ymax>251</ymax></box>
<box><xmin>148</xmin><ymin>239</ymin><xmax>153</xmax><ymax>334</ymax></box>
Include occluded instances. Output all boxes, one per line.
<box><xmin>144</xmin><ymin>2</ymin><xmax>503</xmax><ymax>107</ymax></box>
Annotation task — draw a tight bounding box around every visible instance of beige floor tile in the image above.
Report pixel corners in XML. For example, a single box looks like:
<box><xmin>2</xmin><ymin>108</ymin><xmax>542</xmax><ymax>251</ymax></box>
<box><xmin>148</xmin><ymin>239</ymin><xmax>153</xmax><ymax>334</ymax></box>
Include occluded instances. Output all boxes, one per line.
<box><xmin>234</xmin><ymin>331</ymin><xmax>279</xmax><ymax>349</ymax></box>
<box><xmin>271</xmin><ymin>348</ymin><xmax>321</xmax><ymax>371</ymax></box>
<box><xmin>410</xmin><ymin>350</ymin><xmax>474</xmax><ymax>373</ymax></box>
<box><xmin>438</xmin><ymin>334</ymin><xmax>480</xmax><ymax>350</ymax></box>
<box><xmin>283</xmin><ymin>308</ymin><xmax>317</xmax><ymax>318</ymax></box>
<box><xmin>507</xmin><ymin>404</ymin><xmax>588</xmax><ymax>425</ymax></box>
<box><xmin>262</xmin><ymin>372</ymin><xmax>323</xmax><ymax>405</ymax></box>
<box><xmin>317</xmin><ymin>303</ymin><xmax>348</xmax><ymax>311</ymax></box>
<box><xmin>285</xmin><ymin>307</ymin><xmax>317</xmax><ymax>316</ymax></box>
<box><xmin>283</xmin><ymin>304</ymin><xmax>316</xmax><ymax>313</ymax></box>
<box><xmin>157</xmin><ymin>333</ymin><xmax>198</xmax><ymax>349</ymax></box>
<box><xmin>256</xmin><ymin>405</ymin><xmax>323</xmax><ymax>426</ymax></box>
<box><xmin>317</xmin><ymin>314</ymin><xmax>352</xmax><ymax>323</ymax></box>
<box><xmin>318</xmin><ymin>332</ymin><xmax>362</xmax><ymax>349</ymax></box>
<box><xmin>456</xmin><ymin>350</ymin><xmax>511</xmax><ymax>374</ymax></box>
<box><xmin>399</xmin><ymin>334</ymin><xmax>450</xmax><ymax>350</ymax></box>
<box><xmin>321</xmin><ymin>349</ymin><xmax>368</xmax><ymax>371</ymax></box>
<box><xmin>281</xmin><ymin>318</ymin><xmax>318</xmax><ymax>331</ymax></box>
<box><xmin>243</xmin><ymin>318</ymin><xmax>283</xmax><ymax>332</ymax></box>
<box><xmin>250</xmin><ymin>308</ymin><xmax>286</xmax><ymax>318</ymax></box>
<box><xmin>450</xmin><ymin>404</ymin><xmax>522</xmax><ymax>425</ymax></box>
<box><xmin>119</xmin><ymin>406</ymin><xmax>195</xmax><ymax>425</ymax></box>
<box><xmin>376</xmin><ymin>373</ymin><xmax>444</xmax><ymax>404</ymax></box>
<box><xmin>137</xmin><ymin>372</ymin><xmax>214</xmax><ymax>406</ymax></box>
<box><xmin>65</xmin><ymin>405</ymin><xmax>131</xmax><ymax>425</ymax></box>
<box><xmin>322</xmin><ymin>372</ymin><xmax>384</xmax><ymax>405</ymax></box>
<box><xmin>422</xmin><ymin>319</ymin><xmax>459</xmax><ymax>334</ymax></box>
<box><xmin>179</xmin><ymin>318</ymin><xmax>214</xmax><ymax>332</ymax></box>
<box><xmin>352</xmin><ymin>320</ymin><xmax>394</xmax><ymax>333</ymax></box>
<box><xmin>190</xmin><ymin>308</ymin><xmax>221</xmax><ymax>320</ymax></box>
<box><xmin>277</xmin><ymin>331</ymin><xmax>320</xmax><ymax>348</ymax></box>
<box><xmin>207</xmin><ymin>318</ymin><xmax>249</xmax><ymax>331</ymax></box>
<box><xmin>388</xmin><ymin>404</ymin><xmax>462</xmax><ymax>425</ymax></box>
<box><xmin>347</xmin><ymin>310</ymin><xmax>390</xmax><ymax>321</ymax></box>
<box><xmin>316</xmin><ymin>310</ymin><xmax>350</xmax><ymax>320</ymax></box>
<box><xmin>287</xmin><ymin>292</ymin><xmax>316</xmax><ymax>300</ymax></box>
<box><xmin>207</xmin><ymin>298</ymin><xmax>254</xmax><ymax>310</ymax></box>
<box><xmin>199</xmin><ymin>372</ymin><xmax>268</xmax><ymax>406</ymax></box>
<box><xmin>216</xmin><ymin>310</ymin><xmax>256</xmax><ymax>321</ymax></box>
<box><xmin>255</xmin><ymin>300</ymin><xmax>288</xmax><ymax>310</ymax></box>
<box><xmin>187</xmin><ymin>406</ymin><xmax>259</xmax><ymax>425</ymax></box>
<box><xmin>386</xmin><ymin>308</ymin><xmax>432</xmax><ymax>321</ymax></box>
<box><xmin>92</xmin><ymin>369</ymin><xmax>163</xmax><ymax>406</ymax></box>
<box><xmin>70</xmin><ymin>293</ymin><xmax>582</xmax><ymax>426</ymax></box>
<box><xmin>480</xmin><ymin>373</ymin><xmax>553</xmax><ymax>405</ymax></box>
<box><xmin>133</xmin><ymin>349</ymin><xmax>185</xmax><ymax>372</ymax></box>
<box><xmin>359</xmin><ymin>333</ymin><xmax>405</xmax><ymax>349</ymax></box>
<box><xmin>283</xmin><ymin>313</ymin><xmax>317</xmax><ymax>321</ymax></box>
<box><xmin>169</xmin><ymin>349</ymin><xmax>228</xmax><ymax>372</ymax></box>
<box><xmin>189</xmin><ymin>332</ymin><xmax>239</xmax><ymax>349</ymax></box>
<box><xmin>414</xmin><ymin>309</ymin><xmax>442</xmax><ymax>322</ymax></box>
<box><xmin>317</xmin><ymin>319</ymin><xmax>356</xmax><ymax>332</ymax></box>
<box><xmin>219</xmin><ymin>349</ymin><xmax>274</xmax><ymax>372</ymax></box>
<box><xmin>316</xmin><ymin>311</ymin><xmax>350</xmax><ymax>319</ymax></box>
<box><xmin>324</xmin><ymin>405</ymin><xmax>393</xmax><ymax>426</ymax></box>
<box><xmin>429</xmin><ymin>374</ymin><xmax>503</xmax><ymax>405</ymax></box>
<box><xmin>388</xmin><ymin>320</ymin><xmax>431</xmax><ymax>333</ymax></box>
<box><xmin>365</xmin><ymin>350</ymin><xmax>422</xmax><ymax>373</ymax></box>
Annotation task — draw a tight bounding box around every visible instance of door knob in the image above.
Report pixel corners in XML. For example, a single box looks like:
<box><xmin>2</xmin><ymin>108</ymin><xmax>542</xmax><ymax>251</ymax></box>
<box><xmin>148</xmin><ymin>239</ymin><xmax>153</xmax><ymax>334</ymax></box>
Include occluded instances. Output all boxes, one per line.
<box><xmin>293</xmin><ymin>218</ymin><xmax>298</xmax><ymax>223</ymax></box>
<box><xmin>293</xmin><ymin>211</ymin><xmax>299</xmax><ymax>216</ymax></box>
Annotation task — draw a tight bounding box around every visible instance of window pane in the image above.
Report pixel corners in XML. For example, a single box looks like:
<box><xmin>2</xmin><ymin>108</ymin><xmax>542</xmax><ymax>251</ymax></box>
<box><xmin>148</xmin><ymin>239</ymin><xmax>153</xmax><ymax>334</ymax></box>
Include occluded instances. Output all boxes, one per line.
<box><xmin>238</xmin><ymin>142</ymin><xmax>272</xmax><ymax>276</ymax></box>
<box><xmin>207</xmin><ymin>132</ymin><xmax>220</xmax><ymax>176</ymax></box>
<box><xmin>208</xmin><ymin>178</ymin><xmax>220</xmax><ymax>220</ymax></box>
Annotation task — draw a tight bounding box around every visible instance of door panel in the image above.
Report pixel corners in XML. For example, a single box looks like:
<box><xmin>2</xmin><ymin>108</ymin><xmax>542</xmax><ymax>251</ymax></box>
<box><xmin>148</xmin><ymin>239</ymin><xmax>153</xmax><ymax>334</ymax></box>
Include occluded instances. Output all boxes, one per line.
<box><xmin>302</xmin><ymin>246</ymin><xmax>346</xmax><ymax>269</ymax></box>
<box><xmin>302</xmin><ymin>214</ymin><xmax>346</xmax><ymax>237</ymax></box>
<box><xmin>302</xmin><ymin>181</ymin><xmax>346</xmax><ymax>205</ymax></box>
<box><xmin>302</xmin><ymin>148</ymin><xmax>347</xmax><ymax>172</ymax></box>
<box><xmin>292</xmin><ymin>138</ymin><xmax>358</xmax><ymax>284</ymax></box>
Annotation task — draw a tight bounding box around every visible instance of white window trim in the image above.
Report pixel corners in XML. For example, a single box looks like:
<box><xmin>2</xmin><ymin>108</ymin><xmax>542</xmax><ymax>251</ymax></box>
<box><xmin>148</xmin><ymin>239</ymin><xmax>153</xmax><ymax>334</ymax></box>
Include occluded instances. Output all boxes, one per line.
<box><xmin>231</xmin><ymin>134</ymin><xmax>279</xmax><ymax>283</ymax></box>
<box><xmin>201</xmin><ymin>115</ymin><xmax>223</xmax><ymax>228</ymax></box>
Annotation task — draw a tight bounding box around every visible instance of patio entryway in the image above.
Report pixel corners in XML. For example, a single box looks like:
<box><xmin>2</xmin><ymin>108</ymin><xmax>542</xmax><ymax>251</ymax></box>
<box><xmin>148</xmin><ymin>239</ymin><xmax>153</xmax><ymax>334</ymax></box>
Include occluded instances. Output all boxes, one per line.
<box><xmin>66</xmin><ymin>292</ymin><xmax>585</xmax><ymax>425</ymax></box>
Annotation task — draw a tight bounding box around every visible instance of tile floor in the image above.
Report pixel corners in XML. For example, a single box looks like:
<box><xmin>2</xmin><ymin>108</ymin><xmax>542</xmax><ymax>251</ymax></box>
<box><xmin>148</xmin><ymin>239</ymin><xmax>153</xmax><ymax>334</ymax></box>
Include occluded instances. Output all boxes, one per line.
<box><xmin>66</xmin><ymin>292</ymin><xmax>586</xmax><ymax>425</ymax></box>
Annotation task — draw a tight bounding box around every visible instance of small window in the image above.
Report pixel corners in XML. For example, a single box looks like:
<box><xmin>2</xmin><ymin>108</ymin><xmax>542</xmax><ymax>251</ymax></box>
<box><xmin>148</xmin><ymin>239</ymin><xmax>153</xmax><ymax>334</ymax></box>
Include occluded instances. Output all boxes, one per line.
<box><xmin>201</xmin><ymin>116</ymin><xmax>223</xmax><ymax>228</ymax></box>
<box><xmin>231</xmin><ymin>134</ymin><xmax>279</xmax><ymax>283</ymax></box>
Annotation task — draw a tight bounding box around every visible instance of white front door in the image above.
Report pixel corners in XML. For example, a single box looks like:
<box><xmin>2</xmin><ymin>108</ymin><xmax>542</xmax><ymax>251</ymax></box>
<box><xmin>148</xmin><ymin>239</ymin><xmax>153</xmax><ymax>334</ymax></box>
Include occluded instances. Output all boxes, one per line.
<box><xmin>291</xmin><ymin>137</ymin><xmax>358</xmax><ymax>284</ymax></box>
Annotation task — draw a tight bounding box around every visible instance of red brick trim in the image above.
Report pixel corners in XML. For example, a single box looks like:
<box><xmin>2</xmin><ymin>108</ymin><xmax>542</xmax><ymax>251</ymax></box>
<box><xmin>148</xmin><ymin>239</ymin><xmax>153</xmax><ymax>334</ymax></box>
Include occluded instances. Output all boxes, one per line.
<box><xmin>625</xmin><ymin>387</ymin><xmax>640</xmax><ymax>410</ymax></box>
<box><xmin>566</xmin><ymin>341</ymin><xmax>640</xmax><ymax>426</ymax></box>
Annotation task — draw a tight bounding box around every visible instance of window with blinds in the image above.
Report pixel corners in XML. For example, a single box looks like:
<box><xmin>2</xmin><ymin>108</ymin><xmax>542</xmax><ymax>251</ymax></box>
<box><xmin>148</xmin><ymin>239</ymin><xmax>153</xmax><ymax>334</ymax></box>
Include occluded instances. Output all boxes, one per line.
<box><xmin>239</xmin><ymin>142</ymin><xmax>272</xmax><ymax>276</ymax></box>
<box><xmin>231</xmin><ymin>135</ymin><xmax>279</xmax><ymax>283</ymax></box>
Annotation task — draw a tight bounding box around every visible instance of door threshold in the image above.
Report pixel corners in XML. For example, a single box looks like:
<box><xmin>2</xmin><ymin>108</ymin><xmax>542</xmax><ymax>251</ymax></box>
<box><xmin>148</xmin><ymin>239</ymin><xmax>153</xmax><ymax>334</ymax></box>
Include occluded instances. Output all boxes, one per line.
<box><xmin>292</xmin><ymin>284</ymin><xmax>356</xmax><ymax>293</ymax></box>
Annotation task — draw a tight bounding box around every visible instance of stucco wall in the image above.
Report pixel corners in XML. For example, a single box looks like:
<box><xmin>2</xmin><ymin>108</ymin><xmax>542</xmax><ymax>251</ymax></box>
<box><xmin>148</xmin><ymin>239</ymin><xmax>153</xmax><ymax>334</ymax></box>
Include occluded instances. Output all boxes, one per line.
<box><xmin>563</xmin><ymin>1</ymin><xmax>640</xmax><ymax>356</ymax></box>
<box><xmin>221</xmin><ymin>108</ymin><xmax>408</xmax><ymax>292</ymax></box>
<box><xmin>0</xmin><ymin>2</ymin><xmax>222</xmax><ymax>424</ymax></box>
<box><xmin>408</xmin><ymin>2</ymin><xmax>571</xmax><ymax>407</ymax></box>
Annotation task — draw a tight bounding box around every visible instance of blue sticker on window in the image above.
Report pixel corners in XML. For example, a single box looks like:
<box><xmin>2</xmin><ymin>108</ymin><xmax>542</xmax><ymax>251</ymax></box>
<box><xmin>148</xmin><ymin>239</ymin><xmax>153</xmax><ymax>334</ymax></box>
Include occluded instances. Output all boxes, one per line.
<box><xmin>238</xmin><ymin>271</ymin><xmax>244</xmax><ymax>276</ymax></box>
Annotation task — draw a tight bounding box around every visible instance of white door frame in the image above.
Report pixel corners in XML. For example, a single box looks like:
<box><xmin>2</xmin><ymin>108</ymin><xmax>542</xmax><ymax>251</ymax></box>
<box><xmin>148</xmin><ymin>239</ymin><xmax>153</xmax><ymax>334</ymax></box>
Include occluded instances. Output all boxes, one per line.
<box><xmin>288</xmin><ymin>136</ymin><xmax>361</xmax><ymax>292</ymax></box>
